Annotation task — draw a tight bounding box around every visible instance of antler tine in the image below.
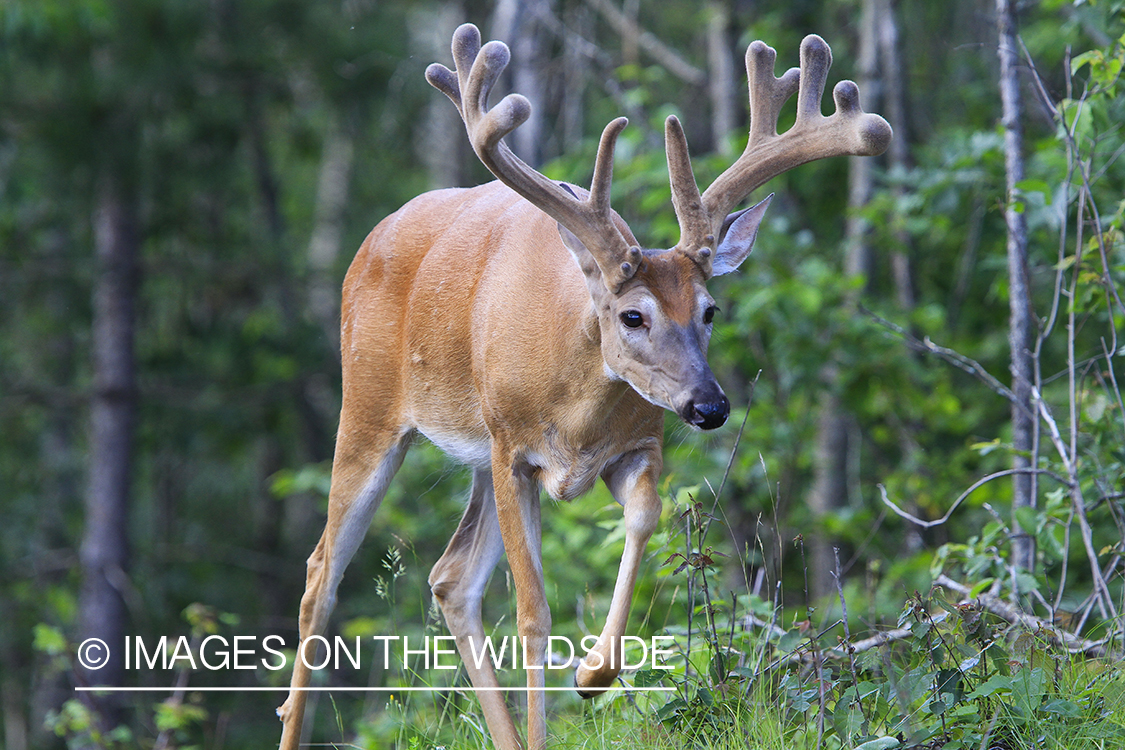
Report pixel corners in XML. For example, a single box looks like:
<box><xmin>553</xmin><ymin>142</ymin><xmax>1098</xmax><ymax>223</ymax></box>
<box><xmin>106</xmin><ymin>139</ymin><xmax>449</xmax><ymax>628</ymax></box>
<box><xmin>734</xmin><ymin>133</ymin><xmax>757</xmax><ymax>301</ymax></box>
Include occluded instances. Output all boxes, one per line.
<box><xmin>426</xmin><ymin>24</ymin><xmax>640</xmax><ymax>292</ymax></box>
<box><xmin>590</xmin><ymin>117</ymin><xmax>627</xmax><ymax>217</ymax></box>
<box><xmin>747</xmin><ymin>41</ymin><xmax>800</xmax><ymax>145</ymax></box>
<box><xmin>700</xmin><ymin>34</ymin><xmax>892</xmax><ymax>242</ymax></box>
<box><xmin>665</xmin><ymin>116</ymin><xmax>715</xmax><ymax>273</ymax></box>
<box><xmin>795</xmin><ymin>35</ymin><xmax>832</xmax><ymax>125</ymax></box>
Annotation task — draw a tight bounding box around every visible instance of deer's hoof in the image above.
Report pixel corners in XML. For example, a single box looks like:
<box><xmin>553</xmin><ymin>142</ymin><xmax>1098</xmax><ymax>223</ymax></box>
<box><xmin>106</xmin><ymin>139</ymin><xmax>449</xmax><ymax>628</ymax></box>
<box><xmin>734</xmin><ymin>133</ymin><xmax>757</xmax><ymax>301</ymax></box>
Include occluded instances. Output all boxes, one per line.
<box><xmin>574</xmin><ymin>661</ymin><xmax>616</xmax><ymax>699</ymax></box>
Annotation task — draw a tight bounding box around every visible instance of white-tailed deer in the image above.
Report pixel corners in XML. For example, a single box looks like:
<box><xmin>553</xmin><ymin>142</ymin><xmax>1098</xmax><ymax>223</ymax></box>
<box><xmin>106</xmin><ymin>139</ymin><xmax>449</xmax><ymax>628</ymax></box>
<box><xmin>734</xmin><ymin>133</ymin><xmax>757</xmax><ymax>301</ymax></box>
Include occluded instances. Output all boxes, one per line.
<box><xmin>278</xmin><ymin>23</ymin><xmax>889</xmax><ymax>750</ymax></box>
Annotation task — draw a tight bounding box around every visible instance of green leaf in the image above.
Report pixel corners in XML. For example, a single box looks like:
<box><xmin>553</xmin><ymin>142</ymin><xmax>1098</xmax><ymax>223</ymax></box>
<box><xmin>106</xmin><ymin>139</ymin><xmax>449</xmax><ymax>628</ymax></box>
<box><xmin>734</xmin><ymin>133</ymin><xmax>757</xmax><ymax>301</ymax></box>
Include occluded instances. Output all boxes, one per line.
<box><xmin>854</xmin><ymin>739</ymin><xmax>901</xmax><ymax>750</ymax></box>
<box><xmin>778</xmin><ymin>630</ymin><xmax>804</xmax><ymax>653</ymax></box>
<box><xmin>968</xmin><ymin>578</ymin><xmax>995</xmax><ymax>598</ymax></box>
<box><xmin>1011</xmin><ymin>667</ymin><xmax>1047</xmax><ymax>712</ymax></box>
<box><xmin>967</xmin><ymin>674</ymin><xmax>1014</xmax><ymax>700</ymax></box>
<box><xmin>708</xmin><ymin>652</ymin><xmax>726</xmax><ymax>683</ymax></box>
<box><xmin>1014</xmin><ymin>505</ymin><xmax>1040</xmax><ymax>535</ymax></box>
<box><xmin>1015</xmin><ymin>572</ymin><xmax>1040</xmax><ymax>594</ymax></box>
<box><xmin>1015</xmin><ymin>178</ymin><xmax>1051</xmax><ymax>204</ymax></box>
<box><xmin>970</xmin><ymin>439</ymin><xmax>1002</xmax><ymax>456</ymax></box>
<box><xmin>33</xmin><ymin>624</ymin><xmax>67</xmax><ymax>656</ymax></box>
<box><xmin>1071</xmin><ymin>49</ymin><xmax>1100</xmax><ymax>74</ymax></box>
<box><xmin>832</xmin><ymin>700</ymin><xmax>865</xmax><ymax>741</ymax></box>
<box><xmin>656</xmin><ymin>696</ymin><xmax>687</xmax><ymax>722</ymax></box>
<box><xmin>1040</xmin><ymin>698</ymin><xmax>1083</xmax><ymax>718</ymax></box>
<box><xmin>1054</xmin><ymin>254</ymin><xmax>1077</xmax><ymax>271</ymax></box>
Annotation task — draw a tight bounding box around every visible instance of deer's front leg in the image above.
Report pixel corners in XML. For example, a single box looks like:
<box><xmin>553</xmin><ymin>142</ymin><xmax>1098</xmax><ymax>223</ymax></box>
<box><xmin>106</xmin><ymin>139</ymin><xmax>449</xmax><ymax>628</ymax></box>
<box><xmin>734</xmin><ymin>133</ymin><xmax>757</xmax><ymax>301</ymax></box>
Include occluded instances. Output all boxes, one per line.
<box><xmin>491</xmin><ymin>445</ymin><xmax>548</xmax><ymax>750</ymax></box>
<box><xmin>428</xmin><ymin>469</ymin><xmax>522</xmax><ymax>750</ymax></box>
<box><xmin>576</xmin><ymin>448</ymin><xmax>663</xmax><ymax>695</ymax></box>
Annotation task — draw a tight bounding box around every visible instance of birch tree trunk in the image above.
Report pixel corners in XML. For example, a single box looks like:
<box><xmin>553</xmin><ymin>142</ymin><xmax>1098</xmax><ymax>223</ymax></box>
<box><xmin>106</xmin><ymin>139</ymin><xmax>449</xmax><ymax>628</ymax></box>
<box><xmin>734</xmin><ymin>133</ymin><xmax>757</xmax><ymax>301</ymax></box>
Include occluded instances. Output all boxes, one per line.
<box><xmin>877</xmin><ymin>0</ymin><xmax>915</xmax><ymax>311</ymax></box>
<box><xmin>996</xmin><ymin>0</ymin><xmax>1036</xmax><ymax>572</ymax></box>
<box><xmin>706</xmin><ymin>1</ymin><xmax>735</xmax><ymax>157</ymax></box>
<box><xmin>492</xmin><ymin>0</ymin><xmax>549</xmax><ymax>165</ymax></box>
<box><xmin>307</xmin><ymin>119</ymin><xmax>355</xmax><ymax>353</ymax></box>
<box><xmin>413</xmin><ymin>2</ymin><xmax>466</xmax><ymax>189</ymax></box>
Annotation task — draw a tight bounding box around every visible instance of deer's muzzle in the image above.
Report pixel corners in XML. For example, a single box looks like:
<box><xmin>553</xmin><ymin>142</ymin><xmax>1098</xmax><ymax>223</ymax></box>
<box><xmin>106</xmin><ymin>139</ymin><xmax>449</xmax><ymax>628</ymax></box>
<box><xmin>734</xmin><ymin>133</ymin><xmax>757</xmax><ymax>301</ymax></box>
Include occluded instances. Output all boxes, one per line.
<box><xmin>680</xmin><ymin>385</ymin><xmax>730</xmax><ymax>430</ymax></box>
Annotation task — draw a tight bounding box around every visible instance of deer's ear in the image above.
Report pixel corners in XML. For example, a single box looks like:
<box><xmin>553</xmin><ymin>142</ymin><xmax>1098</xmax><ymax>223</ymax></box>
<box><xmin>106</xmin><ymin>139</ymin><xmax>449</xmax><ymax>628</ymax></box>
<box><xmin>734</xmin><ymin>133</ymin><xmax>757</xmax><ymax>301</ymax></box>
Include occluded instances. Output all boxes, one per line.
<box><xmin>712</xmin><ymin>194</ymin><xmax>773</xmax><ymax>276</ymax></box>
<box><xmin>558</xmin><ymin>223</ymin><xmax>603</xmax><ymax>281</ymax></box>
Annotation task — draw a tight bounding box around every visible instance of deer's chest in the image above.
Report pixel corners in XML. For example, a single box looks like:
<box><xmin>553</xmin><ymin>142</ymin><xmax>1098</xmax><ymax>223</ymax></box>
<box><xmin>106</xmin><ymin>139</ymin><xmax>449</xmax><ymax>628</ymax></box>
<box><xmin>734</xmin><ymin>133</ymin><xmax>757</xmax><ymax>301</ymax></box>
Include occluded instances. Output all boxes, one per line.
<box><xmin>526</xmin><ymin>427</ymin><xmax>629</xmax><ymax>502</ymax></box>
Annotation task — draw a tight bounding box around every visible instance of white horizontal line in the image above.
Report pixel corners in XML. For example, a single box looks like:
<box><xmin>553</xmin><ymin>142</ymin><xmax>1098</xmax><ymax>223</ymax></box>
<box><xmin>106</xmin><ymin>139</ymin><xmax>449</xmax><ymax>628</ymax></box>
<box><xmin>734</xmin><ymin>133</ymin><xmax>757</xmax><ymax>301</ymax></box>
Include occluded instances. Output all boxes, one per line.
<box><xmin>76</xmin><ymin>686</ymin><xmax>674</xmax><ymax>693</ymax></box>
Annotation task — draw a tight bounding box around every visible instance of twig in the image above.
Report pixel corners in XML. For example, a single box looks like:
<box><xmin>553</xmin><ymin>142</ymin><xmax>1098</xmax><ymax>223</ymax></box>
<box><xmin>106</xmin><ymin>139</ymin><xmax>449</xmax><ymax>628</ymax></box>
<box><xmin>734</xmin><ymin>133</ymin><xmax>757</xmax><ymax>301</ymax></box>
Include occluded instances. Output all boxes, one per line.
<box><xmin>877</xmin><ymin>469</ymin><xmax>1069</xmax><ymax>529</ymax></box>
<box><xmin>860</xmin><ymin>305</ymin><xmax>1025</xmax><ymax>412</ymax></box>
<box><xmin>742</xmin><ymin>613</ymin><xmax>914</xmax><ymax>663</ymax></box>
<box><xmin>585</xmin><ymin>0</ymin><xmax>706</xmax><ymax>84</ymax></box>
<box><xmin>934</xmin><ymin>574</ymin><xmax>1112</xmax><ymax>656</ymax></box>
<box><xmin>702</xmin><ymin>371</ymin><xmax>758</xmax><ymax>543</ymax></box>
<box><xmin>711</xmin><ymin>372</ymin><xmax>758</xmax><ymax>507</ymax></box>
<box><xmin>1101</xmin><ymin>338</ymin><xmax>1125</xmax><ymax>447</ymax></box>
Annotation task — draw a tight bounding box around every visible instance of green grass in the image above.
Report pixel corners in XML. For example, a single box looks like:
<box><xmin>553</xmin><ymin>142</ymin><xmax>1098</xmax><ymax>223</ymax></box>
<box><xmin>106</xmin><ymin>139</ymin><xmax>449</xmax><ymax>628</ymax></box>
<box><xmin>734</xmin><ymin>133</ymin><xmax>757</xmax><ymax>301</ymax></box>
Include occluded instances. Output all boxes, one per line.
<box><xmin>339</xmin><ymin>586</ymin><xmax>1125</xmax><ymax>750</ymax></box>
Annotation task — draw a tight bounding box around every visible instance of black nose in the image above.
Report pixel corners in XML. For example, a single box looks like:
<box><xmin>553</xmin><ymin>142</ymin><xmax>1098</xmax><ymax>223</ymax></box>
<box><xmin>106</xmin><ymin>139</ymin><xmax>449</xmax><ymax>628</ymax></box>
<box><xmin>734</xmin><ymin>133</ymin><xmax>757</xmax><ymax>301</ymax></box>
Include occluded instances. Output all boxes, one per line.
<box><xmin>684</xmin><ymin>394</ymin><xmax>730</xmax><ymax>430</ymax></box>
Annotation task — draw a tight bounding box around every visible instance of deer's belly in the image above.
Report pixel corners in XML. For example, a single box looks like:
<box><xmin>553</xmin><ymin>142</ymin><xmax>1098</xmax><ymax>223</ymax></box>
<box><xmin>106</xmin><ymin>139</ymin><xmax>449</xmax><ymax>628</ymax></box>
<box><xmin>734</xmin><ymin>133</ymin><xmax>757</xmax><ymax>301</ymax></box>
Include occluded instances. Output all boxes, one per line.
<box><xmin>416</xmin><ymin>423</ymin><xmax>492</xmax><ymax>468</ymax></box>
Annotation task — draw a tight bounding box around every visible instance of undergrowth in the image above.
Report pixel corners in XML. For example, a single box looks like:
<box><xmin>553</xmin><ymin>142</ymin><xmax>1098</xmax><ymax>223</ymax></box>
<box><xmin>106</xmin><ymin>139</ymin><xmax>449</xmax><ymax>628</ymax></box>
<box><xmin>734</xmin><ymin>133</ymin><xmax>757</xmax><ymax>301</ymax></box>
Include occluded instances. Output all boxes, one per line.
<box><xmin>624</xmin><ymin>497</ymin><xmax>1125</xmax><ymax>750</ymax></box>
<box><xmin>342</xmin><ymin>488</ymin><xmax>1125</xmax><ymax>750</ymax></box>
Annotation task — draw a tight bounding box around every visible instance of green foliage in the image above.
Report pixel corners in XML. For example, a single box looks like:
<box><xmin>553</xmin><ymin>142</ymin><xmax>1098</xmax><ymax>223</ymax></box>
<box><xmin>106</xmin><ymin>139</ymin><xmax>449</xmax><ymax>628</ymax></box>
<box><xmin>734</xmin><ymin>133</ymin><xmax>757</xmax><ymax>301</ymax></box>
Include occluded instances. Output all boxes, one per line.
<box><xmin>639</xmin><ymin>568</ymin><xmax>1125</xmax><ymax>750</ymax></box>
<box><xmin>4</xmin><ymin>0</ymin><xmax>1125</xmax><ymax>748</ymax></box>
<box><xmin>45</xmin><ymin>699</ymin><xmax>135</xmax><ymax>750</ymax></box>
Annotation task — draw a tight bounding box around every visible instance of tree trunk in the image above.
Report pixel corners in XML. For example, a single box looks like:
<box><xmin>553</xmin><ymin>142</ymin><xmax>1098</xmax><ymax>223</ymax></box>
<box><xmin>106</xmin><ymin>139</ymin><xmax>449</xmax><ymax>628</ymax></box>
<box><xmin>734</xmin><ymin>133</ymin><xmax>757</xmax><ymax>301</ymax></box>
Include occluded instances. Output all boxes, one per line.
<box><xmin>875</xmin><ymin>0</ymin><xmax>926</xmax><ymax>555</ymax></box>
<box><xmin>413</xmin><ymin>2</ymin><xmax>466</xmax><ymax>189</ymax></box>
<box><xmin>561</xmin><ymin>3</ymin><xmax>594</xmax><ymax>152</ymax></box>
<box><xmin>845</xmin><ymin>0</ymin><xmax>879</xmax><ymax>285</ymax></box>
<box><xmin>77</xmin><ymin>172</ymin><xmax>138</xmax><ymax>725</ymax></box>
<box><xmin>307</xmin><ymin>119</ymin><xmax>355</xmax><ymax>354</ymax></box>
<box><xmin>807</xmin><ymin>388</ymin><xmax>851</xmax><ymax>600</ymax></box>
<box><xmin>877</xmin><ymin>0</ymin><xmax>916</xmax><ymax>311</ymax></box>
<box><xmin>706</xmin><ymin>1</ymin><xmax>735</xmax><ymax>157</ymax></box>
<box><xmin>806</xmin><ymin>0</ymin><xmax>879</xmax><ymax>601</ymax></box>
<box><xmin>492</xmin><ymin>0</ymin><xmax>549</xmax><ymax>165</ymax></box>
<box><xmin>996</xmin><ymin>0</ymin><xmax>1036</xmax><ymax>572</ymax></box>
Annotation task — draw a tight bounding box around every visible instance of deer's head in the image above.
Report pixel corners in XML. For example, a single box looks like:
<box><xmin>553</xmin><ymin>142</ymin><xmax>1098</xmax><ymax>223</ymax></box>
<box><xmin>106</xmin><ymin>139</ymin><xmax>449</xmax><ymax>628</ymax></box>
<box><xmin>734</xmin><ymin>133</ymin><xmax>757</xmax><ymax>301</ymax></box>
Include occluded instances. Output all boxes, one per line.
<box><xmin>427</xmin><ymin>25</ymin><xmax>891</xmax><ymax>431</ymax></box>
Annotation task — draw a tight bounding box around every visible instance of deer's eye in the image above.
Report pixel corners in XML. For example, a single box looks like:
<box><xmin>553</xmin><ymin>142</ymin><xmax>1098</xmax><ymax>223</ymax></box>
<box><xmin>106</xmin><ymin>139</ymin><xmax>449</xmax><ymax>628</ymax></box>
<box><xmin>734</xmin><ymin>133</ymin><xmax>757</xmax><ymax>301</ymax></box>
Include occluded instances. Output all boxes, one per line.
<box><xmin>620</xmin><ymin>310</ymin><xmax>644</xmax><ymax>329</ymax></box>
<box><xmin>703</xmin><ymin>305</ymin><xmax>718</xmax><ymax>325</ymax></box>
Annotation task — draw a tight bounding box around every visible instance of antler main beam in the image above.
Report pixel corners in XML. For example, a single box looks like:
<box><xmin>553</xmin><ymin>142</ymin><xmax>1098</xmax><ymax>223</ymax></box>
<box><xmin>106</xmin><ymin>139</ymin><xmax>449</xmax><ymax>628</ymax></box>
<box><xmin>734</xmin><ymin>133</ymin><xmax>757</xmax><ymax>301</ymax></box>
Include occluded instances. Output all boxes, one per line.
<box><xmin>426</xmin><ymin>24</ymin><xmax>641</xmax><ymax>291</ymax></box>
<box><xmin>670</xmin><ymin>34</ymin><xmax>892</xmax><ymax>276</ymax></box>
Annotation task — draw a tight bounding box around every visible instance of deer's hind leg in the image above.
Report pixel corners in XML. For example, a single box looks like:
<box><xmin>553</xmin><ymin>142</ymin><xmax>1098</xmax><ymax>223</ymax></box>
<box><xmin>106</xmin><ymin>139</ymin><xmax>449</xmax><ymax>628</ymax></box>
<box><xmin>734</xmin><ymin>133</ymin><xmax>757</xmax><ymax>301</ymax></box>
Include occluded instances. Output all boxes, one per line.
<box><xmin>277</xmin><ymin>425</ymin><xmax>412</xmax><ymax>750</ymax></box>
<box><xmin>428</xmin><ymin>467</ymin><xmax>522</xmax><ymax>749</ymax></box>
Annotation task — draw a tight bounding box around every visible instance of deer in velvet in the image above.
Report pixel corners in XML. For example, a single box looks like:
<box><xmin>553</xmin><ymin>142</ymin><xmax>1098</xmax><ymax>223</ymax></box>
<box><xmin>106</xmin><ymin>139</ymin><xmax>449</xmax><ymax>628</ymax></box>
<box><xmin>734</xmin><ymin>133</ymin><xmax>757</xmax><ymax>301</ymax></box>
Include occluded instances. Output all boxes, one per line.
<box><xmin>277</xmin><ymin>23</ymin><xmax>890</xmax><ymax>750</ymax></box>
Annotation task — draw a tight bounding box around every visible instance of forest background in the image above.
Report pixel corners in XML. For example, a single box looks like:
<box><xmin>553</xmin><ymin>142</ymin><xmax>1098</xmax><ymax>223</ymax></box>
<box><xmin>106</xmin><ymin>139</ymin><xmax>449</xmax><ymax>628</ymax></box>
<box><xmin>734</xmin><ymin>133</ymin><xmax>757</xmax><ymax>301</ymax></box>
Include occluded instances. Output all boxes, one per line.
<box><xmin>2</xmin><ymin>0</ymin><xmax>1124</xmax><ymax>747</ymax></box>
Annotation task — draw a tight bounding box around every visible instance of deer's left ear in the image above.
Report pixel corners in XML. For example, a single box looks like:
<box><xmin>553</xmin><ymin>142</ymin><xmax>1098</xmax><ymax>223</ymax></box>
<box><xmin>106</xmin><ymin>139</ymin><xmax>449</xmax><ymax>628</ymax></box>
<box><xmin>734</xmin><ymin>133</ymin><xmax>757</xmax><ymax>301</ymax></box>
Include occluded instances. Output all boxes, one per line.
<box><xmin>558</xmin><ymin>223</ymin><xmax>602</xmax><ymax>280</ymax></box>
<box><xmin>557</xmin><ymin>223</ymin><xmax>622</xmax><ymax>307</ymax></box>
<box><xmin>711</xmin><ymin>194</ymin><xmax>773</xmax><ymax>276</ymax></box>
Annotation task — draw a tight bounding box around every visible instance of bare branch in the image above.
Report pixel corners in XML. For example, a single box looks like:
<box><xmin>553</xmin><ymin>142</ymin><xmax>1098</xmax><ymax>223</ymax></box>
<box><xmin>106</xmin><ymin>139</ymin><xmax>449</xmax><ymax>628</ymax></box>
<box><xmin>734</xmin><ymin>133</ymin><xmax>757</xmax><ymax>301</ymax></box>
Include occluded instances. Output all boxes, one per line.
<box><xmin>878</xmin><ymin>469</ymin><xmax>1070</xmax><ymax>530</ymax></box>
<box><xmin>934</xmin><ymin>575</ymin><xmax>1113</xmax><ymax>656</ymax></box>
<box><xmin>743</xmin><ymin>613</ymin><xmax>914</xmax><ymax>663</ymax></box>
<box><xmin>861</xmin><ymin>305</ymin><xmax>1021</xmax><ymax>406</ymax></box>
<box><xmin>586</xmin><ymin>0</ymin><xmax>706</xmax><ymax>84</ymax></box>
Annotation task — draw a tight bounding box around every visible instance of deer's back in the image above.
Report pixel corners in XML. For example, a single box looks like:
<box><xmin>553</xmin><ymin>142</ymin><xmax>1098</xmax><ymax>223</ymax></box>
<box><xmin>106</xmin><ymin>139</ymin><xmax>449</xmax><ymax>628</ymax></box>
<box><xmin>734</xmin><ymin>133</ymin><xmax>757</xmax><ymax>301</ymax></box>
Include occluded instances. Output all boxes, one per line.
<box><xmin>339</xmin><ymin>182</ymin><xmax>647</xmax><ymax>472</ymax></box>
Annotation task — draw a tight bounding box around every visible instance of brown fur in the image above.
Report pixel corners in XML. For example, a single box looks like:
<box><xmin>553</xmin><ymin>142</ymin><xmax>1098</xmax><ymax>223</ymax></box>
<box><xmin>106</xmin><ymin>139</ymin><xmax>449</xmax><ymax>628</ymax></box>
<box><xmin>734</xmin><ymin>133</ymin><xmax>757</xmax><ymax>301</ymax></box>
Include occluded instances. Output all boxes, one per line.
<box><xmin>278</xmin><ymin>182</ymin><xmax>686</xmax><ymax>750</ymax></box>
